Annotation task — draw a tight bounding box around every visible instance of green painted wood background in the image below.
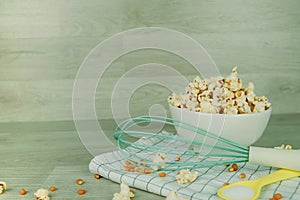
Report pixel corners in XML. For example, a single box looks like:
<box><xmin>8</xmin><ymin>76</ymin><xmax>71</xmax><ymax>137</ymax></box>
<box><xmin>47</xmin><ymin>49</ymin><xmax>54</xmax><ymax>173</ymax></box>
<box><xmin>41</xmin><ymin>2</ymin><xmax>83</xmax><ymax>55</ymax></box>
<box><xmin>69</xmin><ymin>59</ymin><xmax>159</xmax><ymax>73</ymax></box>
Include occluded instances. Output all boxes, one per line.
<box><xmin>0</xmin><ymin>0</ymin><xmax>300</xmax><ymax>199</ymax></box>
<box><xmin>1</xmin><ymin>0</ymin><xmax>300</xmax><ymax>123</ymax></box>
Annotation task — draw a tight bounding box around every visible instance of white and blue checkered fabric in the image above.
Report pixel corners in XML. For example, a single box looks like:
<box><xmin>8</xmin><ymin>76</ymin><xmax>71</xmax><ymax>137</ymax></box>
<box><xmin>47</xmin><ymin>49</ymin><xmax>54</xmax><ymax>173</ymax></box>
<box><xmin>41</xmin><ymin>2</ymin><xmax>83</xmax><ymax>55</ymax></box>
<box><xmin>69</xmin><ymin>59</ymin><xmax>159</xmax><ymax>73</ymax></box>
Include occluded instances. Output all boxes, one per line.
<box><xmin>89</xmin><ymin>140</ymin><xmax>300</xmax><ymax>200</ymax></box>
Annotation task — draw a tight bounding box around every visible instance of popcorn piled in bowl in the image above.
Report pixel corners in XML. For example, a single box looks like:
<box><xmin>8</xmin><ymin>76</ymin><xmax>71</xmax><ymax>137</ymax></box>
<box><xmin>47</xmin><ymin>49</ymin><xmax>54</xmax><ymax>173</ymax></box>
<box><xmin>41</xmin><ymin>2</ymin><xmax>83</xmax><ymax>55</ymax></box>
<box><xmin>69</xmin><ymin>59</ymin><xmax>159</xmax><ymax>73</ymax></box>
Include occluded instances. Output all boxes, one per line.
<box><xmin>168</xmin><ymin>67</ymin><xmax>271</xmax><ymax>114</ymax></box>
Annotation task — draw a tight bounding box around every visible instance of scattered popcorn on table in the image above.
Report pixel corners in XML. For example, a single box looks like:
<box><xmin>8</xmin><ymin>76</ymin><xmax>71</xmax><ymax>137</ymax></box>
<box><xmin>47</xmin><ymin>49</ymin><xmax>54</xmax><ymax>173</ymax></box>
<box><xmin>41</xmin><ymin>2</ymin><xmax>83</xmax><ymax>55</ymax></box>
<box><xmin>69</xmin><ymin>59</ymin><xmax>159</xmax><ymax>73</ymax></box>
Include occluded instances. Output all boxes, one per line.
<box><xmin>0</xmin><ymin>181</ymin><xmax>6</xmax><ymax>194</ymax></box>
<box><xmin>150</xmin><ymin>152</ymin><xmax>166</xmax><ymax>170</ymax></box>
<box><xmin>34</xmin><ymin>188</ymin><xmax>50</xmax><ymax>200</ymax></box>
<box><xmin>166</xmin><ymin>190</ymin><xmax>189</xmax><ymax>200</ymax></box>
<box><xmin>168</xmin><ymin>67</ymin><xmax>271</xmax><ymax>114</ymax></box>
<box><xmin>112</xmin><ymin>181</ymin><xmax>135</xmax><ymax>200</ymax></box>
<box><xmin>274</xmin><ymin>144</ymin><xmax>293</xmax><ymax>150</ymax></box>
<box><xmin>176</xmin><ymin>169</ymin><xmax>198</xmax><ymax>184</ymax></box>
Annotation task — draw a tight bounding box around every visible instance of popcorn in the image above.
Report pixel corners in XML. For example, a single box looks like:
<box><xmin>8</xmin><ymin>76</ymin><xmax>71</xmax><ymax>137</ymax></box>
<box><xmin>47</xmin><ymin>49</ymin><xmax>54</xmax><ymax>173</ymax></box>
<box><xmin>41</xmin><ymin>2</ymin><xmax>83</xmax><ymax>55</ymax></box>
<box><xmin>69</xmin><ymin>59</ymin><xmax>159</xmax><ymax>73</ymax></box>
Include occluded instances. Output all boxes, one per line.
<box><xmin>166</xmin><ymin>191</ymin><xmax>189</xmax><ymax>200</ymax></box>
<box><xmin>34</xmin><ymin>189</ymin><xmax>50</xmax><ymax>200</ymax></box>
<box><xmin>235</xmin><ymin>90</ymin><xmax>246</xmax><ymax>104</ymax></box>
<box><xmin>253</xmin><ymin>101</ymin><xmax>266</xmax><ymax>113</ymax></box>
<box><xmin>112</xmin><ymin>181</ymin><xmax>135</xmax><ymax>200</ymax></box>
<box><xmin>246</xmin><ymin>82</ymin><xmax>255</xmax><ymax>92</ymax></box>
<box><xmin>168</xmin><ymin>93</ymin><xmax>185</xmax><ymax>108</ymax></box>
<box><xmin>168</xmin><ymin>67</ymin><xmax>271</xmax><ymax>114</ymax></box>
<box><xmin>187</xmin><ymin>83</ymin><xmax>200</xmax><ymax>96</ymax></box>
<box><xmin>199</xmin><ymin>100</ymin><xmax>213</xmax><ymax>113</ymax></box>
<box><xmin>186</xmin><ymin>100</ymin><xmax>199</xmax><ymax>112</ymax></box>
<box><xmin>199</xmin><ymin>80</ymin><xmax>208</xmax><ymax>91</ymax></box>
<box><xmin>274</xmin><ymin>144</ymin><xmax>293</xmax><ymax>150</ymax></box>
<box><xmin>246</xmin><ymin>86</ymin><xmax>256</xmax><ymax>103</ymax></box>
<box><xmin>224</xmin><ymin>106</ymin><xmax>238</xmax><ymax>114</ymax></box>
<box><xmin>176</xmin><ymin>169</ymin><xmax>198</xmax><ymax>184</ymax></box>
<box><xmin>225</xmin><ymin>67</ymin><xmax>243</xmax><ymax>92</ymax></box>
<box><xmin>150</xmin><ymin>152</ymin><xmax>166</xmax><ymax>170</ymax></box>
<box><xmin>222</xmin><ymin>87</ymin><xmax>235</xmax><ymax>99</ymax></box>
<box><xmin>0</xmin><ymin>181</ymin><xmax>6</xmax><ymax>194</ymax></box>
<box><xmin>238</xmin><ymin>102</ymin><xmax>252</xmax><ymax>114</ymax></box>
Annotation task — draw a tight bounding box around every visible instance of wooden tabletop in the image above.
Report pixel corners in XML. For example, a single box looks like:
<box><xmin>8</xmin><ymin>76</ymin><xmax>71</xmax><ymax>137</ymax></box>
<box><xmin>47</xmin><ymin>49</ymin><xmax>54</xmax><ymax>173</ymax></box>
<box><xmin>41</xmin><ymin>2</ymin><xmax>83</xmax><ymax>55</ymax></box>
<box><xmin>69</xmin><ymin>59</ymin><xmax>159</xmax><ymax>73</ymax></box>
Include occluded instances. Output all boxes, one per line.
<box><xmin>0</xmin><ymin>113</ymin><xmax>299</xmax><ymax>199</ymax></box>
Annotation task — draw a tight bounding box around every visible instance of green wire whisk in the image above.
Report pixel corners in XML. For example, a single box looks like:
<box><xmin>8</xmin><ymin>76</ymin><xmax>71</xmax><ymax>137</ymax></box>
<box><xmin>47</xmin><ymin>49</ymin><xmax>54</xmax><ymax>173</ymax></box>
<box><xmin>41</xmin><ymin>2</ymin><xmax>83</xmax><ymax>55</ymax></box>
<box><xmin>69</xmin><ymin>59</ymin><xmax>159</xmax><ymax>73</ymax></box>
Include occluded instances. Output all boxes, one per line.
<box><xmin>114</xmin><ymin>116</ymin><xmax>300</xmax><ymax>171</ymax></box>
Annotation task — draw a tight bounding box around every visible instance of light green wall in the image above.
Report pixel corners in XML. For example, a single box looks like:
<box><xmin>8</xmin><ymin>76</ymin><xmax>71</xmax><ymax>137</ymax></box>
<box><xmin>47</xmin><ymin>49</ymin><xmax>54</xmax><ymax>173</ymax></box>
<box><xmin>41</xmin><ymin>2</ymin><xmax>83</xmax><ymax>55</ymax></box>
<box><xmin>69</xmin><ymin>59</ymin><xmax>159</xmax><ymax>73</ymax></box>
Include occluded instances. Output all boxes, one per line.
<box><xmin>1</xmin><ymin>0</ymin><xmax>299</xmax><ymax>122</ymax></box>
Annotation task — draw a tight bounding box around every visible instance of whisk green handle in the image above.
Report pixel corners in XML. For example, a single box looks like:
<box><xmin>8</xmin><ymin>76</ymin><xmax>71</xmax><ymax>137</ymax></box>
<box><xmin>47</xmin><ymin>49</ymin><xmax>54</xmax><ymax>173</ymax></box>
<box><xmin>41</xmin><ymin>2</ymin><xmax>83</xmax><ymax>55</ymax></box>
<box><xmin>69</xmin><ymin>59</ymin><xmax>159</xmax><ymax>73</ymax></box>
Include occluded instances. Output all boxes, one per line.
<box><xmin>249</xmin><ymin>147</ymin><xmax>300</xmax><ymax>171</ymax></box>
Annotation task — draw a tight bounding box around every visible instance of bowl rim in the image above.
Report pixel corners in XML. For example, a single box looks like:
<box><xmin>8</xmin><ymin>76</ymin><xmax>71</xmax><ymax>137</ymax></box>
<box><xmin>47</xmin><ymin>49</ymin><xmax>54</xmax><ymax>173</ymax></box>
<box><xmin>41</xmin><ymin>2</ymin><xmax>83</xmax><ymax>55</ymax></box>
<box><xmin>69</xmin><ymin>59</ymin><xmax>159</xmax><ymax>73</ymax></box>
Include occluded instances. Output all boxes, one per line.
<box><xmin>169</xmin><ymin>104</ymin><xmax>272</xmax><ymax>117</ymax></box>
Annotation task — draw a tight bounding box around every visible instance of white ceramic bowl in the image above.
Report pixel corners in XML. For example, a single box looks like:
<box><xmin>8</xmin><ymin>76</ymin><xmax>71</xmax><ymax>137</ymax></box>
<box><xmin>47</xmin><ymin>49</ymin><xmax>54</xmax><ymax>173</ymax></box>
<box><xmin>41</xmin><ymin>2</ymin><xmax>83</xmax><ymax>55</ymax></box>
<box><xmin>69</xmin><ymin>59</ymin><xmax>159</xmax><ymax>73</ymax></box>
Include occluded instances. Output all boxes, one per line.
<box><xmin>169</xmin><ymin>105</ymin><xmax>272</xmax><ymax>147</ymax></box>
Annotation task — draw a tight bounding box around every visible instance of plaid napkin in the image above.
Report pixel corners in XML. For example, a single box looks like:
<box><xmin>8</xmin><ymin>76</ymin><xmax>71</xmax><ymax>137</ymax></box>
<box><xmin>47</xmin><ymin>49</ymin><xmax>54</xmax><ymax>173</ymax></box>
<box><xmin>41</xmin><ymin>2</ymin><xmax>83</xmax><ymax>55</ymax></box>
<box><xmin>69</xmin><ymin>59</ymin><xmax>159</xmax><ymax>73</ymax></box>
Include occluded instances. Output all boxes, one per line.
<box><xmin>89</xmin><ymin>139</ymin><xmax>300</xmax><ymax>200</ymax></box>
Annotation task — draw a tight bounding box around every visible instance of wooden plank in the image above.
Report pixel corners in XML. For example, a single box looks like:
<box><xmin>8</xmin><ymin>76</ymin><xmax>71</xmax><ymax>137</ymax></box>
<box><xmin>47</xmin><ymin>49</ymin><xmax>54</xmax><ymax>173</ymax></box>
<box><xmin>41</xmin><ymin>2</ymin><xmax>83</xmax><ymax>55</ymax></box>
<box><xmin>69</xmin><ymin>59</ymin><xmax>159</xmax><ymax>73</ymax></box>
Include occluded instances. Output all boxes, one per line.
<box><xmin>0</xmin><ymin>71</ymin><xmax>299</xmax><ymax>122</ymax></box>
<box><xmin>1</xmin><ymin>0</ymin><xmax>300</xmax><ymax>122</ymax></box>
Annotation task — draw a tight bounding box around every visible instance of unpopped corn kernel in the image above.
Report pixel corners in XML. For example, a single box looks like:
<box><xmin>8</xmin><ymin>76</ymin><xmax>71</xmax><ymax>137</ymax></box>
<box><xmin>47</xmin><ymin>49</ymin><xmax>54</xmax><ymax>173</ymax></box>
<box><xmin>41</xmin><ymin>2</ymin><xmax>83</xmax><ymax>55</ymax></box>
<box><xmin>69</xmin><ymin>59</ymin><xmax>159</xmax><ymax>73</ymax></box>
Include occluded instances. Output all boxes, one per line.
<box><xmin>232</xmin><ymin>163</ymin><xmax>238</xmax><ymax>171</ymax></box>
<box><xmin>228</xmin><ymin>167</ymin><xmax>235</xmax><ymax>172</ymax></box>
<box><xmin>285</xmin><ymin>145</ymin><xmax>292</xmax><ymax>150</ymax></box>
<box><xmin>223</xmin><ymin>182</ymin><xmax>230</xmax><ymax>187</ymax></box>
<box><xmin>273</xmin><ymin>193</ymin><xmax>283</xmax><ymax>199</ymax></box>
<box><xmin>239</xmin><ymin>173</ymin><xmax>246</xmax><ymax>179</ymax></box>
<box><xmin>20</xmin><ymin>188</ymin><xmax>27</xmax><ymax>195</ymax></box>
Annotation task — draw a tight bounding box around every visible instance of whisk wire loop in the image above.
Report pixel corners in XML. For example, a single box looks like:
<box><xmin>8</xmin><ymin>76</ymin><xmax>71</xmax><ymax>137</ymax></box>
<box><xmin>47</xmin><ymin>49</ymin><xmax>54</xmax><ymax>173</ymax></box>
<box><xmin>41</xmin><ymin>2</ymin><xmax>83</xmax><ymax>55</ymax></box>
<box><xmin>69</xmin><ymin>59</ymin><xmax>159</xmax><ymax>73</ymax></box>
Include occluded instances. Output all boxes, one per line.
<box><xmin>114</xmin><ymin>116</ymin><xmax>250</xmax><ymax>170</ymax></box>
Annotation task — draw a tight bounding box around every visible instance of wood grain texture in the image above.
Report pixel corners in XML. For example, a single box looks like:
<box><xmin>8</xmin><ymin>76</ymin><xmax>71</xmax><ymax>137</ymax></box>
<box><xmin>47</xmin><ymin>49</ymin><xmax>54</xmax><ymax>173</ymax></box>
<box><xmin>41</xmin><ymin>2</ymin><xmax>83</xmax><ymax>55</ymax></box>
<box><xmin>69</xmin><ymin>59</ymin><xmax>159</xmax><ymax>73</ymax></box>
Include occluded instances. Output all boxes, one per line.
<box><xmin>1</xmin><ymin>0</ymin><xmax>300</xmax><ymax>122</ymax></box>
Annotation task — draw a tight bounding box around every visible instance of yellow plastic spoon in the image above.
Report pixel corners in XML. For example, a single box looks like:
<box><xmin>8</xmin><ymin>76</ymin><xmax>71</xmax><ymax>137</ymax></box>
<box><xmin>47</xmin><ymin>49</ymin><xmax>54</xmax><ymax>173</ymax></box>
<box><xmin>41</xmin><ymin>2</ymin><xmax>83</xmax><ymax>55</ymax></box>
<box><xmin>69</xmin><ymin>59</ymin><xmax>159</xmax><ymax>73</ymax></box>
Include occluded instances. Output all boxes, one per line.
<box><xmin>218</xmin><ymin>169</ymin><xmax>300</xmax><ymax>200</ymax></box>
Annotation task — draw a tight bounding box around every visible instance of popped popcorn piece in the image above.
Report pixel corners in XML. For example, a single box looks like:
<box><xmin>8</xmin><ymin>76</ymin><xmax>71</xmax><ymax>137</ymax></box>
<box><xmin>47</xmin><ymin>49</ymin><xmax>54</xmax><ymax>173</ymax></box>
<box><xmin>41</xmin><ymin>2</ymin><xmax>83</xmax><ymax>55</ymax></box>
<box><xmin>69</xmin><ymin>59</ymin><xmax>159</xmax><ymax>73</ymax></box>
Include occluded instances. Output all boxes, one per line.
<box><xmin>247</xmin><ymin>82</ymin><xmax>254</xmax><ymax>91</ymax></box>
<box><xmin>199</xmin><ymin>100</ymin><xmax>213</xmax><ymax>113</ymax></box>
<box><xmin>225</xmin><ymin>67</ymin><xmax>243</xmax><ymax>92</ymax></box>
<box><xmin>168</xmin><ymin>67</ymin><xmax>271</xmax><ymax>114</ymax></box>
<box><xmin>166</xmin><ymin>191</ymin><xmax>189</xmax><ymax>200</ymax></box>
<box><xmin>192</xmin><ymin>76</ymin><xmax>208</xmax><ymax>91</ymax></box>
<box><xmin>168</xmin><ymin>93</ymin><xmax>186</xmax><ymax>108</ymax></box>
<box><xmin>0</xmin><ymin>181</ymin><xmax>6</xmax><ymax>194</ymax></box>
<box><xmin>274</xmin><ymin>144</ymin><xmax>285</xmax><ymax>150</ymax></box>
<box><xmin>238</xmin><ymin>102</ymin><xmax>252</xmax><ymax>114</ymax></box>
<box><xmin>34</xmin><ymin>189</ymin><xmax>50</xmax><ymax>200</ymax></box>
<box><xmin>186</xmin><ymin>100</ymin><xmax>199</xmax><ymax>112</ymax></box>
<box><xmin>150</xmin><ymin>152</ymin><xmax>166</xmax><ymax>170</ymax></box>
<box><xmin>246</xmin><ymin>91</ymin><xmax>256</xmax><ymax>104</ymax></box>
<box><xmin>257</xmin><ymin>96</ymin><xmax>271</xmax><ymax>109</ymax></box>
<box><xmin>112</xmin><ymin>181</ymin><xmax>134</xmax><ymax>200</ymax></box>
<box><xmin>192</xmin><ymin>76</ymin><xmax>201</xmax><ymax>88</ymax></box>
<box><xmin>235</xmin><ymin>91</ymin><xmax>246</xmax><ymax>106</ymax></box>
<box><xmin>222</xmin><ymin>87</ymin><xmax>235</xmax><ymax>99</ymax></box>
<box><xmin>253</xmin><ymin>101</ymin><xmax>266</xmax><ymax>113</ymax></box>
<box><xmin>176</xmin><ymin>169</ymin><xmax>198</xmax><ymax>184</ymax></box>
<box><xmin>224</xmin><ymin>106</ymin><xmax>238</xmax><ymax>114</ymax></box>
<box><xmin>274</xmin><ymin>144</ymin><xmax>293</xmax><ymax>150</ymax></box>
<box><xmin>187</xmin><ymin>83</ymin><xmax>200</xmax><ymax>97</ymax></box>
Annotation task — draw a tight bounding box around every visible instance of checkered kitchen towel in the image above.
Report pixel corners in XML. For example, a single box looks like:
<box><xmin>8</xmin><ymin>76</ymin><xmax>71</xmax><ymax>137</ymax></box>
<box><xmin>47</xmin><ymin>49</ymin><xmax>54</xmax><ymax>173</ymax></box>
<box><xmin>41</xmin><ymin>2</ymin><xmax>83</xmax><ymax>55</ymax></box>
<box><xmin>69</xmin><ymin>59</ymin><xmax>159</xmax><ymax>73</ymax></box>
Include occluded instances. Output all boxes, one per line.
<box><xmin>89</xmin><ymin>138</ymin><xmax>300</xmax><ymax>200</ymax></box>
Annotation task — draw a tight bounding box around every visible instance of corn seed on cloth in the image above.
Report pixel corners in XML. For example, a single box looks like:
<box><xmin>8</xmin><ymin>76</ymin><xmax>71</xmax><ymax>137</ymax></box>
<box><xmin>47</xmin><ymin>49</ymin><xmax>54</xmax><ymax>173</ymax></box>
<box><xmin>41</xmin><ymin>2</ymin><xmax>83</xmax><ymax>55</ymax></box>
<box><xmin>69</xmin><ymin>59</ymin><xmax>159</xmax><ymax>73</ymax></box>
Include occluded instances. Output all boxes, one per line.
<box><xmin>89</xmin><ymin>138</ymin><xmax>300</xmax><ymax>200</ymax></box>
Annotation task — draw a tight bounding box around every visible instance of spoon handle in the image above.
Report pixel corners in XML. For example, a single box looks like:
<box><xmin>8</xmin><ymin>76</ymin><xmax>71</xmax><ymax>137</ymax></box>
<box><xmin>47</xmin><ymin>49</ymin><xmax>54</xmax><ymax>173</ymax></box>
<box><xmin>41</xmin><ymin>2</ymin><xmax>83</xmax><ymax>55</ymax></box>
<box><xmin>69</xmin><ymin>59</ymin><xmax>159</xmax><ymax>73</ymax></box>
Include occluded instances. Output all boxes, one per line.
<box><xmin>254</xmin><ymin>169</ymin><xmax>300</xmax><ymax>186</ymax></box>
<box><xmin>249</xmin><ymin>146</ymin><xmax>300</xmax><ymax>171</ymax></box>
